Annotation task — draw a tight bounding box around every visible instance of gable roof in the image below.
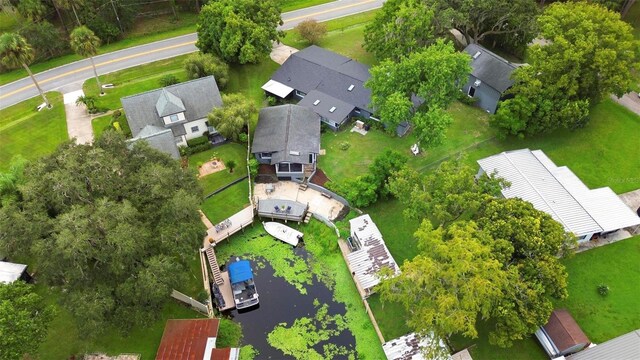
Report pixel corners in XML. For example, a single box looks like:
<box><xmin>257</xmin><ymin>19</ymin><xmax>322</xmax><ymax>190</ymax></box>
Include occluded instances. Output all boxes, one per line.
<box><xmin>464</xmin><ymin>44</ymin><xmax>518</xmax><ymax>93</ymax></box>
<box><xmin>297</xmin><ymin>90</ymin><xmax>355</xmax><ymax>124</ymax></box>
<box><xmin>383</xmin><ymin>333</ymin><xmax>450</xmax><ymax>360</ymax></box>
<box><xmin>251</xmin><ymin>105</ymin><xmax>320</xmax><ymax>164</ymax></box>
<box><xmin>270</xmin><ymin>45</ymin><xmax>373</xmax><ymax>113</ymax></box>
<box><xmin>155</xmin><ymin>319</ymin><xmax>219</xmax><ymax>360</ymax></box>
<box><xmin>477</xmin><ymin>149</ymin><xmax>640</xmax><ymax>236</ymax></box>
<box><xmin>567</xmin><ymin>329</ymin><xmax>640</xmax><ymax>360</ymax></box>
<box><xmin>127</xmin><ymin>125</ymin><xmax>180</xmax><ymax>159</ymax></box>
<box><xmin>121</xmin><ymin>76</ymin><xmax>223</xmax><ymax>138</ymax></box>
<box><xmin>543</xmin><ymin>309</ymin><xmax>590</xmax><ymax>353</ymax></box>
<box><xmin>155</xmin><ymin>89</ymin><xmax>186</xmax><ymax>117</ymax></box>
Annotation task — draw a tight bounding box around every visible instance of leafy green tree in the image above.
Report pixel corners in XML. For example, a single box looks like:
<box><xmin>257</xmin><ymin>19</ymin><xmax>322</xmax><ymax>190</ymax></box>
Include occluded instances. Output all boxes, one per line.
<box><xmin>183</xmin><ymin>52</ymin><xmax>229</xmax><ymax>89</ymax></box>
<box><xmin>364</xmin><ymin>0</ymin><xmax>438</xmax><ymax>61</ymax></box>
<box><xmin>429</xmin><ymin>0</ymin><xmax>539</xmax><ymax>49</ymax></box>
<box><xmin>368</xmin><ymin>149</ymin><xmax>407</xmax><ymax>198</ymax></box>
<box><xmin>295</xmin><ymin>19</ymin><xmax>327</xmax><ymax>45</ymax></box>
<box><xmin>19</xmin><ymin>21</ymin><xmax>69</xmax><ymax>62</ymax></box>
<box><xmin>329</xmin><ymin>174</ymin><xmax>378</xmax><ymax>208</ymax></box>
<box><xmin>17</xmin><ymin>0</ymin><xmax>47</xmax><ymax>22</ymax></box>
<box><xmin>207</xmin><ymin>93</ymin><xmax>257</xmax><ymax>142</ymax></box>
<box><xmin>70</xmin><ymin>26</ymin><xmax>103</xmax><ymax>95</ymax></box>
<box><xmin>0</xmin><ymin>33</ymin><xmax>49</xmax><ymax>107</ymax></box>
<box><xmin>196</xmin><ymin>0</ymin><xmax>283</xmax><ymax>64</ymax></box>
<box><xmin>366</xmin><ymin>40</ymin><xmax>470</xmax><ymax>147</ymax></box>
<box><xmin>0</xmin><ymin>156</ymin><xmax>27</xmax><ymax>207</ymax></box>
<box><xmin>55</xmin><ymin>0</ymin><xmax>85</xmax><ymax>25</ymax></box>
<box><xmin>0</xmin><ymin>132</ymin><xmax>203</xmax><ymax>335</ymax></box>
<box><xmin>494</xmin><ymin>2</ymin><xmax>638</xmax><ymax>137</ymax></box>
<box><xmin>159</xmin><ymin>74</ymin><xmax>179</xmax><ymax>87</ymax></box>
<box><xmin>388</xmin><ymin>156</ymin><xmax>506</xmax><ymax>226</ymax></box>
<box><xmin>0</xmin><ymin>281</ymin><xmax>55</xmax><ymax>360</ymax></box>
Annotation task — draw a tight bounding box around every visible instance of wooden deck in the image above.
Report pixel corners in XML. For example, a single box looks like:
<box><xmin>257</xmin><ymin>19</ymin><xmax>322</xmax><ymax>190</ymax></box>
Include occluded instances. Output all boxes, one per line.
<box><xmin>256</xmin><ymin>198</ymin><xmax>309</xmax><ymax>223</ymax></box>
<box><xmin>202</xmin><ymin>206</ymin><xmax>255</xmax><ymax>246</ymax></box>
<box><xmin>217</xmin><ymin>271</ymin><xmax>235</xmax><ymax>312</ymax></box>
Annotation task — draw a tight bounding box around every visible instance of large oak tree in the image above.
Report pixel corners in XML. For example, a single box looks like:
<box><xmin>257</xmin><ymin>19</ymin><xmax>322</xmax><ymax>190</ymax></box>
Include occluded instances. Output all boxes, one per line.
<box><xmin>196</xmin><ymin>0</ymin><xmax>283</xmax><ymax>64</ymax></box>
<box><xmin>0</xmin><ymin>132</ymin><xmax>204</xmax><ymax>336</ymax></box>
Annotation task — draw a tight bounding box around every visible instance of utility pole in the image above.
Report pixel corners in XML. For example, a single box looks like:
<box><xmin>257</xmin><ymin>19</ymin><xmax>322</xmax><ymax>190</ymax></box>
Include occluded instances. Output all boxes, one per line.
<box><xmin>109</xmin><ymin>0</ymin><xmax>124</xmax><ymax>33</ymax></box>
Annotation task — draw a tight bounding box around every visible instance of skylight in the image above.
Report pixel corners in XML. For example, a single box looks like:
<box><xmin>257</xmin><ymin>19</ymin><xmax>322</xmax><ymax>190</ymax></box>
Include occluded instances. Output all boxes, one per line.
<box><xmin>313</xmin><ymin>99</ymin><xmax>320</xmax><ymax>106</ymax></box>
<box><xmin>289</xmin><ymin>151</ymin><xmax>300</xmax><ymax>156</ymax></box>
<box><xmin>348</xmin><ymin>84</ymin><xmax>355</xmax><ymax>91</ymax></box>
<box><xmin>473</xmin><ymin>51</ymin><xmax>481</xmax><ymax>59</ymax></box>
<box><xmin>329</xmin><ymin>107</ymin><xmax>336</xmax><ymax>113</ymax></box>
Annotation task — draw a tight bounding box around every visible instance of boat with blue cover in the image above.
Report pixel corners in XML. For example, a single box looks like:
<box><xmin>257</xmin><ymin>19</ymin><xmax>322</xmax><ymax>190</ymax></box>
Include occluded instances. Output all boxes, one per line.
<box><xmin>228</xmin><ymin>258</ymin><xmax>259</xmax><ymax>309</ymax></box>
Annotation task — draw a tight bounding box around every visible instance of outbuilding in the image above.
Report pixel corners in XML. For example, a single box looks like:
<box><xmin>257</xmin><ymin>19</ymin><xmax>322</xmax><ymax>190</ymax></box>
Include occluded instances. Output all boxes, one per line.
<box><xmin>0</xmin><ymin>261</ymin><xmax>31</xmax><ymax>284</ymax></box>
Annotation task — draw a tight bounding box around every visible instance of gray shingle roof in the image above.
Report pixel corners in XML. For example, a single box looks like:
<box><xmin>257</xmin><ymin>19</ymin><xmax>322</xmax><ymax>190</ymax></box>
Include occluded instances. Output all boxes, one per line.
<box><xmin>121</xmin><ymin>76</ymin><xmax>223</xmax><ymax>138</ymax></box>
<box><xmin>251</xmin><ymin>104</ymin><xmax>320</xmax><ymax>164</ymax></box>
<box><xmin>270</xmin><ymin>46</ymin><xmax>373</xmax><ymax>113</ymax></box>
<box><xmin>297</xmin><ymin>90</ymin><xmax>355</xmax><ymax>124</ymax></box>
<box><xmin>127</xmin><ymin>125</ymin><xmax>180</xmax><ymax>159</ymax></box>
<box><xmin>155</xmin><ymin>89</ymin><xmax>186</xmax><ymax>117</ymax></box>
<box><xmin>464</xmin><ymin>44</ymin><xmax>518</xmax><ymax>93</ymax></box>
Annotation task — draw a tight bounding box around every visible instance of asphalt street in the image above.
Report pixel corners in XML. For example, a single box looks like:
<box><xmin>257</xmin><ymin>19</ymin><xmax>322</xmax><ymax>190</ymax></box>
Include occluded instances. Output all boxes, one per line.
<box><xmin>0</xmin><ymin>0</ymin><xmax>383</xmax><ymax>110</ymax></box>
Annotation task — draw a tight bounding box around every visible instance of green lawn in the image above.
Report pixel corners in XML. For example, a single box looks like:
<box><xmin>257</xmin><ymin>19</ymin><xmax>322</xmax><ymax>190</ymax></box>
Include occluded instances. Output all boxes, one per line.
<box><xmin>367</xmin><ymin>293</ymin><xmax>411</xmax><ymax>341</ymax></box>
<box><xmin>226</xmin><ymin>60</ymin><xmax>280</xmax><ymax>107</ymax></box>
<box><xmin>36</xmin><ymin>251</ymin><xmax>206</xmax><ymax>359</ymax></box>
<box><xmin>200</xmin><ymin>181</ymin><xmax>251</xmax><ymax>224</ymax></box>
<box><xmin>83</xmin><ymin>54</ymin><xmax>190</xmax><ymax>111</ymax></box>
<box><xmin>189</xmin><ymin>144</ymin><xmax>249</xmax><ymax>194</ymax></box>
<box><xmin>282</xmin><ymin>10</ymin><xmax>378</xmax><ymax>65</ymax></box>
<box><xmin>0</xmin><ymin>92</ymin><xmax>67</xmax><ymax>171</ymax></box>
<box><xmin>92</xmin><ymin>114</ymin><xmax>113</xmax><ymax>140</ymax></box>
<box><xmin>319</xmin><ymin>101</ymin><xmax>493</xmax><ymax>183</ymax></box>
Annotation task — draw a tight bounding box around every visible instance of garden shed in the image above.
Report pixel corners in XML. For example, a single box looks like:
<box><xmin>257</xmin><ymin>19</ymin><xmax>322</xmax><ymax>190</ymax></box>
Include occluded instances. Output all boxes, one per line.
<box><xmin>535</xmin><ymin>309</ymin><xmax>591</xmax><ymax>358</ymax></box>
<box><xmin>0</xmin><ymin>260</ymin><xmax>30</xmax><ymax>284</ymax></box>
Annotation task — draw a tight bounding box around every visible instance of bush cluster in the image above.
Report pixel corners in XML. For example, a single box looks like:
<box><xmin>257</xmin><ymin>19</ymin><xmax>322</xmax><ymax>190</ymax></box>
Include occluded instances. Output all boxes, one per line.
<box><xmin>186</xmin><ymin>135</ymin><xmax>210</xmax><ymax>147</ymax></box>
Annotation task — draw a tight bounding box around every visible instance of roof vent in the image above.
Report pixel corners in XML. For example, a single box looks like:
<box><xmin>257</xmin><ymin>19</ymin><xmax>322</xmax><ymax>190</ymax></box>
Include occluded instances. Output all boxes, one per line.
<box><xmin>348</xmin><ymin>84</ymin><xmax>355</xmax><ymax>91</ymax></box>
<box><xmin>289</xmin><ymin>151</ymin><xmax>300</xmax><ymax>156</ymax></box>
<box><xmin>473</xmin><ymin>51</ymin><xmax>481</xmax><ymax>59</ymax></box>
<box><xmin>313</xmin><ymin>99</ymin><xmax>320</xmax><ymax>106</ymax></box>
<box><xmin>474</xmin><ymin>79</ymin><xmax>482</xmax><ymax>87</ymax></box>
<box><xmin>329</xmin><ymin>106</ymin><xmax>336</xmax><ymax>113</ymax></box>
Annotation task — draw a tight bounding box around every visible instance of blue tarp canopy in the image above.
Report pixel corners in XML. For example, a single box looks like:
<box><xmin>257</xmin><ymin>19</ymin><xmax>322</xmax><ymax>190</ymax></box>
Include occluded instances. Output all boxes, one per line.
<box><xmin>228</xmin><ymin>260</ymin><xmax>253</xmax><ymax>283</ymax></box>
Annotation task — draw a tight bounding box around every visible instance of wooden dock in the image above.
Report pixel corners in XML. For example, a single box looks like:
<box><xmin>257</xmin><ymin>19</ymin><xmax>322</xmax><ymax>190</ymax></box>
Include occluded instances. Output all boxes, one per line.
<box><xmin>202</xmin><ymin>206</ymin><xmax>255</xmax><ymax>246</ymax></box>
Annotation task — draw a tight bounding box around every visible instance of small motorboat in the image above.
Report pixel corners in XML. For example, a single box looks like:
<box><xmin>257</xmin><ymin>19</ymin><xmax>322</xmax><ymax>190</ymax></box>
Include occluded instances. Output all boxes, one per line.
<box><xmin>263</xmin><ymin>221</ymin><xmax>303</xmax><ymax>246</ymax></box>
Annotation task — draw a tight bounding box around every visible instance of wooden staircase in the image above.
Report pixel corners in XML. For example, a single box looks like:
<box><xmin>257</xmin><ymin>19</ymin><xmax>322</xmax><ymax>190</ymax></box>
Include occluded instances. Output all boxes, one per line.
<box><xmin>205</xmin><ymin>246</ymin><xmax>224</xmax><ymax>286</ymax></box>
<box><xmin>298</xmin><ymin>179</ymin><xmax>308</xmax><ymax>191</ymax></box>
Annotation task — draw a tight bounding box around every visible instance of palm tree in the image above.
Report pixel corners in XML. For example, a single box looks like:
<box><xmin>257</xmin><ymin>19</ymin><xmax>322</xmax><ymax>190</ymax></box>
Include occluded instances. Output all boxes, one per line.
<box><xmin>70</xmin><ymin>26</ymin><xmax>103</xmax><ymax>95</ymax></box>
<box><xmin>0</xmin><ymin>33</ymin><xmax>50</xmax><ymax>108</ymax></box>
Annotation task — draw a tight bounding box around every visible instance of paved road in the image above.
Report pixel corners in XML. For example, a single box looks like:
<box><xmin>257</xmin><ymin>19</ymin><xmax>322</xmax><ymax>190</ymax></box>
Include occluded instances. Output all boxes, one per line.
<box><xmin>0</xmin><ymin>0</ymin><xmax>382</xmax><ymax>110</ymax></box>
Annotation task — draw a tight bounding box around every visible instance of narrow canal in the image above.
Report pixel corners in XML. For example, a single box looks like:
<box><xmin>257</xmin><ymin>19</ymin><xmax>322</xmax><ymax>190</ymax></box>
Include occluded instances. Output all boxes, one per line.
<box><xmin>223</xmin><ymin>253</ymin><xmax>356</xmax><ymax>359</ymax></box>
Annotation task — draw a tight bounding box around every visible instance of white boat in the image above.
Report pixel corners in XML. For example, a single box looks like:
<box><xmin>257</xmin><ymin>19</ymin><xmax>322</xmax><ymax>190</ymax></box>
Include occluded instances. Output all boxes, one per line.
<box><xmin>263</xmin><ymin>221</ymin><xmax>303</xmax><ymax>246</ymax></box>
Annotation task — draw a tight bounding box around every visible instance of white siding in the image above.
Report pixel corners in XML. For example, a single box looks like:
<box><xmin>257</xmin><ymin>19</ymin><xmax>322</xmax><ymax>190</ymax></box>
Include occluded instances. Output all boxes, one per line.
<box><xmin>183</xmin><ymin>118</ymin><xmax>209</xmax><ymax>141</ymax></box>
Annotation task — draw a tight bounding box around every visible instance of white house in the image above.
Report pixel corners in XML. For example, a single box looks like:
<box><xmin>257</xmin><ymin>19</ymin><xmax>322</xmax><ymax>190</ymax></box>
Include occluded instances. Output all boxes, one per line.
<box><xmin>477</xmin><ymin>149</ymin><xmax>640</xmax><ymax>242</ymax></box>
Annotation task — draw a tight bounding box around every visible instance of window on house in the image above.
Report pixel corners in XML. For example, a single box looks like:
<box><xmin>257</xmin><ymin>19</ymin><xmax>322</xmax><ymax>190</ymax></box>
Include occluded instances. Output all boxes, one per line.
<box><xmin>170</xmin><ymin>114</ymin><xmax>179</xmax><ymax>122</ymax></box>
<box><xmin>191</xmin><ymin>126</ymin><xmax>199</xmax><ymax>133</ymax></box>
<box><xmin>278</xmin><ymin>163</ymin><xmax>290</xmax><ymax>172</ymax></box>
<box><xmin>354</xmin><ymin>109</ymin><xmax>361</xmax><ymax>114</ymax></box>
<box><xmin>261</xmin><ymin>153</ymin><xmax>272</xmax><ymax>159</ymax></box>
<box><xmin>468</xmin><ymin>87</ymin><xmax>476</xmax><ymax>97</ymax></box>
<box><xmin>290</xmin><ymin>163</ymin><xmax>302</xmax><ymax>172</ymax></box>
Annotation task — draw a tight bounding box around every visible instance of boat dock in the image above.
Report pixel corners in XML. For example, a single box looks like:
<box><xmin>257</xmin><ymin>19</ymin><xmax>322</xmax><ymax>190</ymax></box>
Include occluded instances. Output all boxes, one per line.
<box><xmin>203</xmin><ymin>246</ymin><xmax>235</xmax><ymax>311</ymax></box>
<box><xmin>201</xmin><ymin>206</ymin><xmax>255</xmax><ymax>246</ymax></box>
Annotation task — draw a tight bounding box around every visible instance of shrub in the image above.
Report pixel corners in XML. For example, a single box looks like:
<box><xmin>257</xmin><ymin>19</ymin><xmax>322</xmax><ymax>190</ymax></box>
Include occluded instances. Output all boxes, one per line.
<box><xmin>339</xmin><ymin>141</ymin><xmax>351</xmax><ymax>151</ymax></box>
<box><xmin>187</xmin><ymin>136</ymin><xmax>210</xmax><ymax>147</ymax></box>
<box><xmin>238</xmin><ymin>133</ymin><xmax>248</xmax><ymax>143</ymax></box>
<box><xmin>248</xmin><ymin>158</ymin><xmax>259</xmax><ymax>177</ymax></box>
<box><xmin>197</xmin><ymin>161</ymin><xmax>204</xmax><ymax>168</ymax></box>
<box><xmin>159</xmin><ymin>74</ymin><xmax>179</xmax><ymax>87</ymax></box>
<box><xmin>113</xmin><ymin>122</ymin><xmax>122</xmax><ymax>133</ymax></box>
<box><xmin>597</xmin><ymin>284</ymin><xmax>609</xmax><ymax>297</ymax></box>
<box><xmin>267</xmin><ymin>96</ymin><xmax>278</xmax><ymax>106</ymax></box>
<box><xmin>217</xmin><ymin>318</ymin><xmax>242</xmax><ymax>347</ymax></box>
<box><xmin>226</xmin><ymin>159</ymin><xmax>237</xmax><ymax>173</ymax></box>
<box><xmin>180</xmin><ymin>143</ymin><xmax>212</xmax><ymax>156</ymax></box>
<box><xmin>295</xmin><ymin>19</ymin><xmax>327</xmax><ymax>45</ymax></box>
<box><xmin>183</xmin><ymin>52</ymin><xmax>230</xmax><ymax>89</ymax></box>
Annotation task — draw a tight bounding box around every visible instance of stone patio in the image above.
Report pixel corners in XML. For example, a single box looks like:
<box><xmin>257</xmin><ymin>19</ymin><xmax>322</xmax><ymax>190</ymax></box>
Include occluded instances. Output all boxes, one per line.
<box><xmin>254</xmin><ymin>181</ymin><xmax>345</xmax><ymax>221</ymax></box>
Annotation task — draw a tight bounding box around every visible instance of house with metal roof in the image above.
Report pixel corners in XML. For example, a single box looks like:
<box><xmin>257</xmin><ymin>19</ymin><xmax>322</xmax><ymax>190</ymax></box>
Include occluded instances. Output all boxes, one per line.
<box><xmin>462</xmin><ymin>44</ymin><xmax>519</xmax><ymax>114</ymax></box>
<box><xmin>251</xmin><ymin>104</ymin><xmax>320</xmax><ymax>180</ymax></box>
<box><xmin>567</xmin><ymin>329</ymin><xmax>640</xmax><ymax>360</ymax></box>
<box><xmin>155</xmin><ymin>318</ymin><xmax>240</xmax><ymax>360</ymax></box>
<box><xmin>0</xmin><ymin>261</ymin><xmax>30</xmax><ymax>284</ymax></box>
<box><xmin>121</xmin><ymin>76</ymin><xmax>224</xmax><ymax>158</ymax></box>
<box><xmin>346</xmin><ymin>214</ymin><xmax>400</xmax><ymax>298</ymax></box>
<box><xmin>383</xmin><ymin>333</ymin><xmax>450</xmax><ymax>360</ymax></box>
<box><xmin>477</xmin><ymin>149</ymin><xmax>640</xmax><ymax>242</ymax></box>
<box><xmin>262</xmin><ymin>46</ymin><xmax>375</xmax><ymax>130</ymax></box>
<box><xmin>535</xmin><ymin>309</ymin><xmax>591</xmax><ymax>358</ymax></box>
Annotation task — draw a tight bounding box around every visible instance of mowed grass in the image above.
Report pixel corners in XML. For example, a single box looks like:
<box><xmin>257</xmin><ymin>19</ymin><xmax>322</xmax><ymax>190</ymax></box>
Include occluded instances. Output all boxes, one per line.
<box><xmin>281</xmin><ymin>10</ymin><xmax>378</xmax><ymax>65</ymax></box>
<box><xmin>83</xmin><ymin>54</ymin><xmax>191</xmax><ymax>111</ymax></box>
<box><xmin>0</xmin><ymin>92</ymin><xmax>67</xmax><ymax>171</ymax></box>
<box><xmin>319</xmin><ymin>101</ymin><xmax>493</xmax><ymax>183</ymax></box>
<box><xmin>91</xmin><ymin>114</ymin><xmax>113</xmax><ymax>140</ymax></box>
<box><xmin>200</xmin><ymin>180</ymin><xmax>251</xmax><ymax>224</ymax></box>
<box><xmin>226</xmin><ymin>59</ymin><xmax>280</xmax><ymax>107</ymax></box>
<box><xmin>188</xmin><ymin>144</ymin><xmax>249</xmax><ymax>194</ymax></box>
<box><xmin>36</xmin><ymin>251</ymin><xmax>206</xmax><ymax>360</ymax></box>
